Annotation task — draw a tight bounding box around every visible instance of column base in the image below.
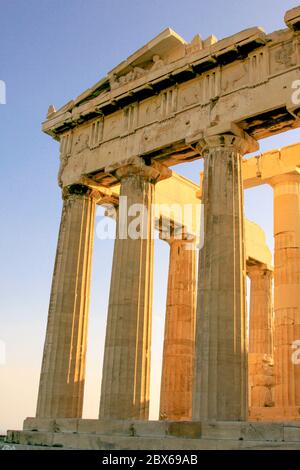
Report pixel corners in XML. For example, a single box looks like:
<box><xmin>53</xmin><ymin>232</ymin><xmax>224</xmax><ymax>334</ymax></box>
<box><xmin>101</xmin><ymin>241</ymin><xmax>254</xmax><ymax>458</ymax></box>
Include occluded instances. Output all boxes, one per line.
<box><xmin>5</xmin><ymin>418</ymin><xmax>300</xmax><ymax>450</ymax></box>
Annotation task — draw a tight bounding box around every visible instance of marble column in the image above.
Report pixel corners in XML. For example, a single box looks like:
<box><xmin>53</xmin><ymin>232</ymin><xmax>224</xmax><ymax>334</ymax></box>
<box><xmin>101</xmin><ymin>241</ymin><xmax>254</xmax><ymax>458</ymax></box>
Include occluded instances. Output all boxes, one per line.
<box><xmin>36</xmin><ymin>184</ymin><xmax>98</xmax><ymax>418</ymax></box>
<box><xmin>248</xmin><ymin>264</ymin><xmax>274</xmax><ymax>410</ymax></box>
<box><xmin>159</xmin><ymin>235</ymin><xmax>196</xmax><ymax>421</ymax></box>
<box><xmin>193</xmin><ymin>133</ymin><xmax>254</xmax><ymax>421</ymax></box>
<box><xmin>99</xmin><ymin>159</ymin><xmax>170</xmax><ymax>420</ymax></box>
<box><xmin>270</xmin><ymin>174</ymin><xmax>300</xmax><ymax>417</ymax></box>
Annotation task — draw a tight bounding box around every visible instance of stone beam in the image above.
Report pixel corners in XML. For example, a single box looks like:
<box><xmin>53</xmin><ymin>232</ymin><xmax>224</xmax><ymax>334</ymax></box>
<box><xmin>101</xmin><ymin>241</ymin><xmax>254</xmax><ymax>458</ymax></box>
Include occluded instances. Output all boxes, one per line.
<box><xmin>245</xmin><ymin>220</ymin><xmax>272</xmax><ymax>268</ymax></box>
<box><xmin>243</xmin><ymin>142</ymin><xmax>300</xmax><ymax>189</ymax></box>
<box><xmin>43</xmin><ymin>7</ymin><xmax>300</xmax><ymax>187</ymax></box>
<box><xmin>285</xmin><ymin>6</ymin><xmax>300</xmax><ymax>31</ymax></box>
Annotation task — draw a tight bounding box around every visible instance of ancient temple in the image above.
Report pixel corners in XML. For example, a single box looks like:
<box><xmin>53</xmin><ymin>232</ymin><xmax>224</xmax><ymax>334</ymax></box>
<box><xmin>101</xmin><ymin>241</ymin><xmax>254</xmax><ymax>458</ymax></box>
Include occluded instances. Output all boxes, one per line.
<box><xmin>7</xmin><ymin>5</ymin><xmax>300</xmax><ymax>449</ymax></box>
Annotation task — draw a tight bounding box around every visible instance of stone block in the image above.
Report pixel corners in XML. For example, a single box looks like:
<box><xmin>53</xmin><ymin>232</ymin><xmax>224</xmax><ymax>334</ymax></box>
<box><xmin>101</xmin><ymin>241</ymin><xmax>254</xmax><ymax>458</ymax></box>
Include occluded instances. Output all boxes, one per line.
<box><xmin>283</xmin><ymin>424</ymin><xmax>300</xmax><ymax>442</ymax></box>
<box><xmin>77</xmin><ymin>419</ymin><xmax>97</xmax><ymax>434</ymax></box>
<box><xmin>23</xmin><ymin>417</ymin><xmax>54</xmax><ymax>432</ymax></box>
<box><xmin>240</xmin><ymin>423</ymin><xmax>283</xmax><ymax>442</ymax></box>
<box><xmin>201</xmin><ymin>422</ymin><xmax>243</xmax><ymax>440</ymax></box>
<box><xmin>133</xmin><ymin>420</ymin><xmax>168</xmax><ymax>437</ymax></box>
<box><xmin>53</xmin><ymin>418</ymin><xmax>78</xmax><ymax>433</ymax></box>
<box><xmin>95</xmin><ymin>419</ymin><xmax>133</xmax><ymax>436</ymax></box>
<box><xmin>52</xmin><ymin>432</ymin><xmax>78</xmax><ymax>449</ymax></box>
<box><xmin>167</xmin><ymin>421</ymin><xmax>201</xmax><ymax>439</ymax></box>
<box><xmin>21</xmin><ymin>431</ymin><xmax>54</xmax><ymax>447</ymax></box>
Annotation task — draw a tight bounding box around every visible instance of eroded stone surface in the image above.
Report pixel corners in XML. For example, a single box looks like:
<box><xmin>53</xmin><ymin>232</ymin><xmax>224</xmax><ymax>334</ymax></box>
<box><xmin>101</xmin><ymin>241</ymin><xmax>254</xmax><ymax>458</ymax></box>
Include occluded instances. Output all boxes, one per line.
<box><xmin>193</xmin><ymin>134</ymin><xmax>248</xmax><ymax>421</ymax></box>
<box><xmin>6</xmin><ymin>420</ymin><xmax>300</xmax><ymax>450</ymax></box>
<box><xmin>160</xmin><ymin>236</ymin><xmax>196</xmax><ymax>421</ymax></box>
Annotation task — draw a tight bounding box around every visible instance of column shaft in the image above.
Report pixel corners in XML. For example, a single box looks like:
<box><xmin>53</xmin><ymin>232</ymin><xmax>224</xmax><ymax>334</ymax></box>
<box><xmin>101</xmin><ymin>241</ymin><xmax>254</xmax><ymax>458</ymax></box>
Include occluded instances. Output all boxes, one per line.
<box><xmin>193</xmin><ymin>134</ymin><xmax>249</xmax><ymax>421</ymax></box>
<box><xmin>36</xmin><ymin>185</ymin><xmax>96</xmax><ymax>418</ymax></box>
<box><xmin>99</xmin><ymin>161</ymin><xmax>163</xmax><ymax>420</ymax></box>
<box><xmin>272</xmin><ymin>174</ymin><xmax>300</xmax><ymax>414</ymax></box>
<box><xmin>159</xmin><ymin>237</ymin><xmax>196</xmax><ymax>421</ymax></box>
<box><xmin>248</xmin><ymin>265</ymin><xmax>274</xmax><ymax>410</ymax></box>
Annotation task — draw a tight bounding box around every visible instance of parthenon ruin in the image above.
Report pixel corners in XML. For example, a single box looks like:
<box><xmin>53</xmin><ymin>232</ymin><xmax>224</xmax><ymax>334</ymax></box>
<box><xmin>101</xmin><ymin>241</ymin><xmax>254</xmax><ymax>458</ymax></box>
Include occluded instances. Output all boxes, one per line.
<box><xmin>7</xmin><ymin>5</ymin><xmax>300</xmax><ymax>449</ymax></box>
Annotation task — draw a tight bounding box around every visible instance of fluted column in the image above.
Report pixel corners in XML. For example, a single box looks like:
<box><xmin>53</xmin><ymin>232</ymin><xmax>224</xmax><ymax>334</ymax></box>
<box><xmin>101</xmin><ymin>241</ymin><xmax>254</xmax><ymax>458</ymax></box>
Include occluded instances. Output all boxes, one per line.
<box><xmin>248</xmin><ymin>264</ymin><xmax>274</xmax><ymax>410</ymax></box>
<box><xmin>270</xmin><ymin>174</ymin><xmax>300</xmax><ymax>417</ymax></box>
<box><xmin>99</xmin><ymin>158</ymin><xmax>170</xmax><ymax>420</ymax></box>
<box><xmin>36</xmin><ymin>184</ymin><xmax>98</xmax><ymax>418</ymax></box>
<box><xmin>159</xmin><ymin>235</ymin><xmax>196</xmax><ymax>421</ymax></box>
<box><xmin>193</xmin><ymin>132</ymin><xmax>255</xmax><ymax>421</ymax></box>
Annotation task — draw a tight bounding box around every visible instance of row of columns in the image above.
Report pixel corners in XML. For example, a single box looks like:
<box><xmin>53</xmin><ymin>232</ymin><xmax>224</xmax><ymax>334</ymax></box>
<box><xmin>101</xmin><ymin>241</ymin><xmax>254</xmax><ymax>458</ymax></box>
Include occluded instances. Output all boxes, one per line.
<box><xmin>36</xmin><ymin>133</ymin><xmax>300</xmax><ymax>422</ymax></box>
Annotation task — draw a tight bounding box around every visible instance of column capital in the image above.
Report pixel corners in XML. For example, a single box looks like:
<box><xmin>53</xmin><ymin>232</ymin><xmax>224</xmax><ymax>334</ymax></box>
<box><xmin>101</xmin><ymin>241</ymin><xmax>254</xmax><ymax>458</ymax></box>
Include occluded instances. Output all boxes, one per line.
<box><xmin>158</xmin><ymin>221</ymin><xmax>196</xmax><ymax>245</ymax></box>
<box><xmin>195</xmin><ymin>123</ymin><xmax>258</xmax><ymax>156</ymax></box>
<box><xmin>162</xmin><ymin>233</ymin><xmax>196</xmax><ymax>246</ymax></box>
<box><xmin>247</xmin><ymin>263</ymin><xmax>274</xmax><ymax>278</ymax></box>
<box><xmin>105</xmin><ymin>157</ymin><xmax>172</xmax><ymax>184</ymax></box>
<box><xmin>268</xmin><ymin>172</ymin><xmax>300</xmax><ymax>188</ymax></box>
<box><xmin>62</xmin><ymin>184</ymin><xmax>110</xmax><ymax>204</ymax></box>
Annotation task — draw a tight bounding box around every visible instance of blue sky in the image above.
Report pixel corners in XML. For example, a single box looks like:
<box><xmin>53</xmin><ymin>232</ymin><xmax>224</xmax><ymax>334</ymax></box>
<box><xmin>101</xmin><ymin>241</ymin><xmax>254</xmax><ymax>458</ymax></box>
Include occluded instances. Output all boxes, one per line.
<box><xmin>1</xmin><ymin>0</ymin><xmax>300</xmax><ymax>433</ymax></box>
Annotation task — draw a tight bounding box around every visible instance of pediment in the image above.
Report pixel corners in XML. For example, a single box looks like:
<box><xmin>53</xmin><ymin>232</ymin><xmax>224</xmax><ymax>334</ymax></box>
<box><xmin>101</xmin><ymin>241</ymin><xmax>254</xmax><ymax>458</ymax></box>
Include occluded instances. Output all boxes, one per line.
<box><xmin>64</xmin><ymin>28</ymin><xmax>188</xmax><ymax>109</ymax></box>
<box><xmin>48</xmin><ymin>25</ymin><xmax>268</xmax><ymax>117</ymax></box>
<box><xmin>109</xmin><ymin>28</ymin><xmax>187</xmax><ymax>76</ymax></box>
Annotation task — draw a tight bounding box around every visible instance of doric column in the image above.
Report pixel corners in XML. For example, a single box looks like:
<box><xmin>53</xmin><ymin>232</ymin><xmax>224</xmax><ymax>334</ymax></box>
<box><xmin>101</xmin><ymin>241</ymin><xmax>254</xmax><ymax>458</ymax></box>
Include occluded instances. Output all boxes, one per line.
<box><xmin>193</xmin><ymin>131</ymin><xmax>256</xmax><ymax>421</ymax></box>
<box><xmin>159</xmin><ymin>235</ymin><xmax>196</xmax><ymax>421</ymax></box>
<box><xmin>99</xmin><ymin>158</ymin><xmax>171</xmax><ymax>420</ymax></box>
<box><xmin>270</xmin><ymin>174</ymin><xmax>300</xmax><ymax>417</ymax></box>
<box><xmin>36</xmin><ymin>184</ymin><xmax>98</xmax><ymax>418</ymax></box>
<box><xmin>248</xmin><ymin>264</ymin><xmax>274</xmax><ymax>410</ymax></box>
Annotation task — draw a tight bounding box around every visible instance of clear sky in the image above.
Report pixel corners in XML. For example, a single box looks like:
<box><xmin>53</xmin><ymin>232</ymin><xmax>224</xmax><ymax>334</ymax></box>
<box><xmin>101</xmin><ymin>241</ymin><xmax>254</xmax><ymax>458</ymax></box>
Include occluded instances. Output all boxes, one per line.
<box><xmin>1</xmin><ymin>0</ymin><xmax>300</xmax><ymax>434</ymax></box>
